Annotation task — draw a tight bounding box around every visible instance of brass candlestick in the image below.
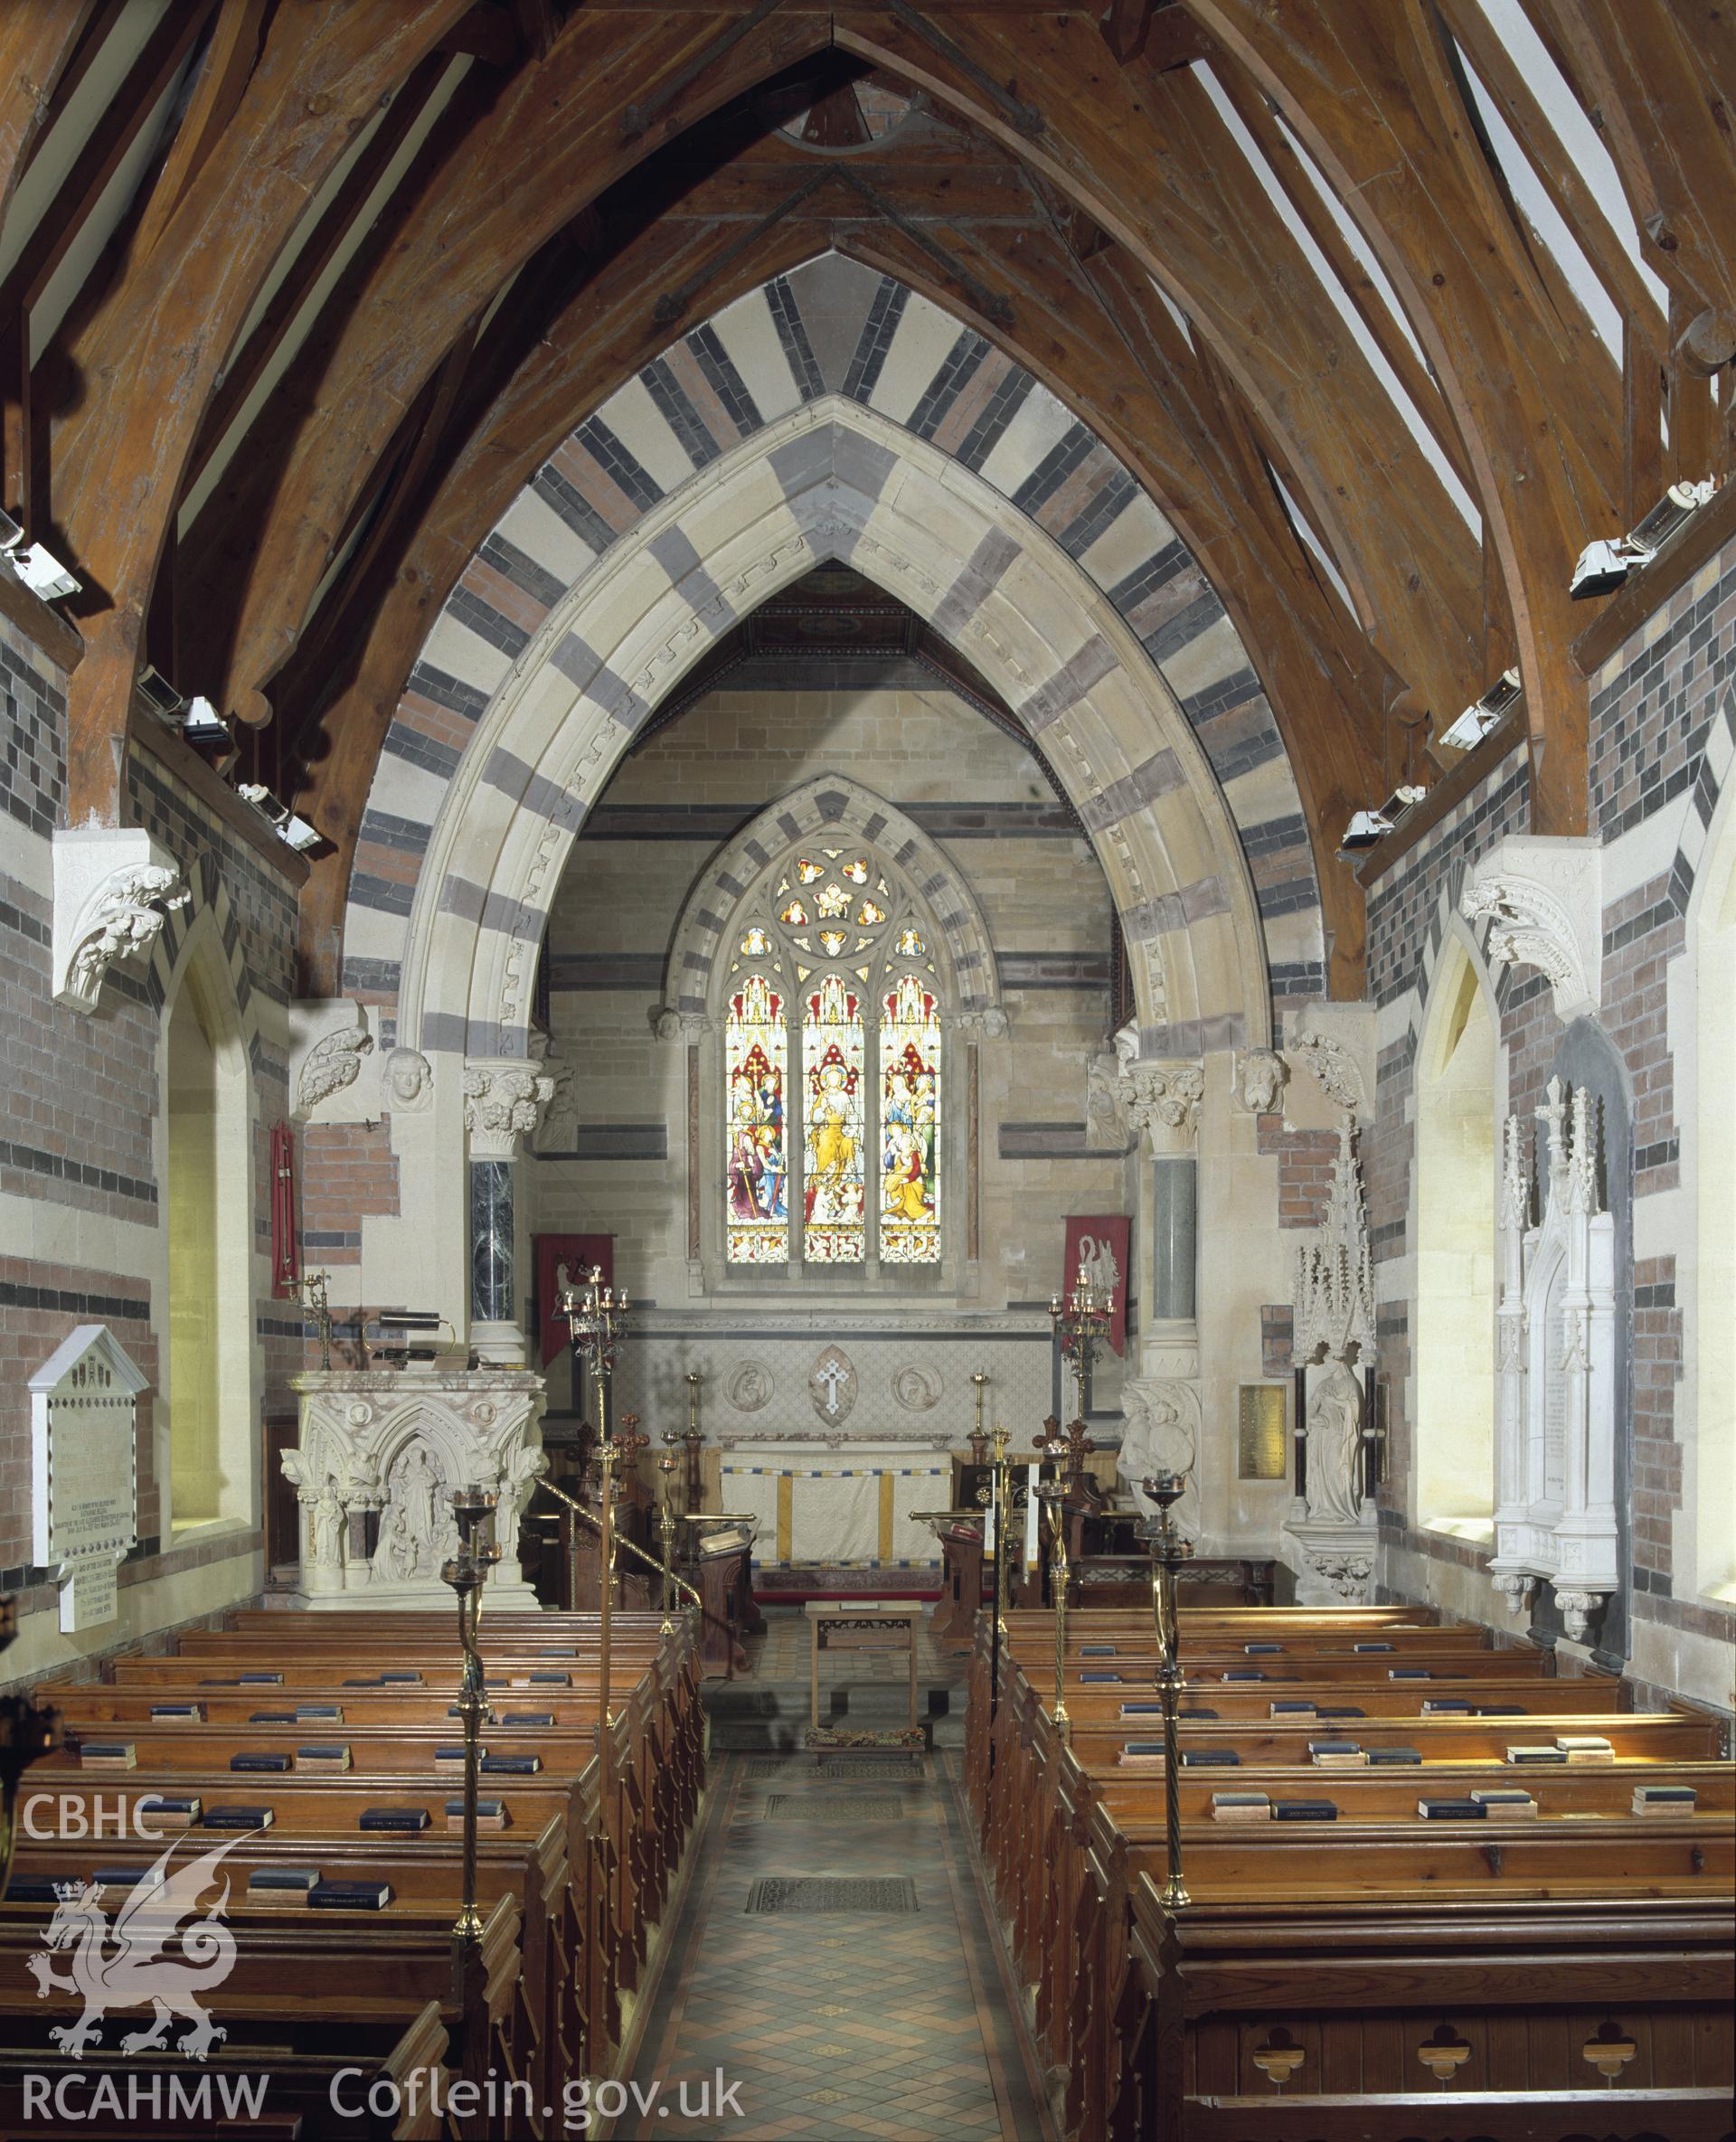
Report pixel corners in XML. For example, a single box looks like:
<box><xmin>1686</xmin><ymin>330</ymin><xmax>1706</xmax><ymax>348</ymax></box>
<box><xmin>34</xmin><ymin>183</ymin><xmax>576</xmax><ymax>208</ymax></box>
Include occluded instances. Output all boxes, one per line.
<box><xmin>1142</xmin><ymin>1471</ymin><xmax>1194</xmax><ymax>1911</ymax></box>
<box><xmin>656</xmin><ymin>1443</ymin><xmax>682</xmax><ymax>1635</ymax></box>
<box><xmin>301</xmin><ymin>1269</ymin><xmax>335</xmax><ymax>1372</ymax></box>
<box><xmin>440</xmin><ymin>1485</ymin><xmax>501</xmax><ymax>1947</ymax></box>
<box><xmin>968</xmin><ymin>1370</ymin><xmax>989</xmax><ymax>1467</ymax></box>
<box><xmin>1034</xmin><ymin>1480</ymin><xmax>1071</xmax><ymax>1744</ymax></box>
<box><xmin>683</xmin><ymin>1372</ymin><xmax>704</xmax><ymax>1515</ymax></box>
<box><xmin>989</xmin><ymin>1422</ymin><xmax>1013</xmax><ymax>1637</ymax></box>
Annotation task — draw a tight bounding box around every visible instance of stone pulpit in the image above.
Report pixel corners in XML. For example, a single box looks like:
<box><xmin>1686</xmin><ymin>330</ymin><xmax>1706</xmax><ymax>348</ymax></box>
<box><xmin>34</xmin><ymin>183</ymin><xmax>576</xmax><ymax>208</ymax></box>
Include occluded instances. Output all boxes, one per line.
<box><xmin>284</xmin><ymin>1367</ymin><xmax>548</xmax><ymax>1609</ymax></box>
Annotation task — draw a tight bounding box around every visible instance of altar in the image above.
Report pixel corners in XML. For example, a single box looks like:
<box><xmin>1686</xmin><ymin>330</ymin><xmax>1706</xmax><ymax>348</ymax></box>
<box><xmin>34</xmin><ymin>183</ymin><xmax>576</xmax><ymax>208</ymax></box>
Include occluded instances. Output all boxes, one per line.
<box><xmin>719</xmin><ymin>1439</ymin><xmax>951</xmax><ymax>1578</ymax></box>
<box><xmin>283</xmin><ymin>1367</ymin><xmax>548</xmax><ymax>1609</ymax></box>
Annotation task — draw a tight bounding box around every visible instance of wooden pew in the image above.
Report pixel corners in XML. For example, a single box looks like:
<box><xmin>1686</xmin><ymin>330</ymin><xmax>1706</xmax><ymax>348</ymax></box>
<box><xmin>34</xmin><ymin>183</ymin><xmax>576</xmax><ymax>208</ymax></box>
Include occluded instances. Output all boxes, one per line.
<box><xmin>0</xmin><ymin>1999</ymin><xmax>453</xmax><ymax>2139</ymax></box>
<box><xmin>20</xmin><ymin>1608</ymin><xmax>705</xmax><ymax>2118</ymax></box>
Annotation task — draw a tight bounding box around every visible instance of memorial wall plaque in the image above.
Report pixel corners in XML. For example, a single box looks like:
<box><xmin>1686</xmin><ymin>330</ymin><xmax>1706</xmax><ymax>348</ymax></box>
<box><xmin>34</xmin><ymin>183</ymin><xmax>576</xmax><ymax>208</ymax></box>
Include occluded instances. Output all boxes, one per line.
<box><xmin>30</xmin><ymin>1325</ymin><xmax>146</xmax><ymax>1634</ymax></box>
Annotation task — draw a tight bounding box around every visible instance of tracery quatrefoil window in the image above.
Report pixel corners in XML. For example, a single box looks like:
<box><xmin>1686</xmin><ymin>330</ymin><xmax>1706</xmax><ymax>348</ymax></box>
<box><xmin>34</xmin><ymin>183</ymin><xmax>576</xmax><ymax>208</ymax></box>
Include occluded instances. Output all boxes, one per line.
<box><xmin>722</xmin><ymin>841</ymin><xmax>943</xmax><ymax>1269</ymax></box>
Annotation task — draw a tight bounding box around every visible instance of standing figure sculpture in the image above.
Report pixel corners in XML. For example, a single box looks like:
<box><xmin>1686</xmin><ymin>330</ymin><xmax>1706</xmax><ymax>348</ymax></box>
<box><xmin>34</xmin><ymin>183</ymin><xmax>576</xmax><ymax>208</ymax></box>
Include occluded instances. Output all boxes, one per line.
<box><xmin>1305</xmin><ymin>1355</ymin><xmax>1365</xmax><ymax>1525</ymax></box>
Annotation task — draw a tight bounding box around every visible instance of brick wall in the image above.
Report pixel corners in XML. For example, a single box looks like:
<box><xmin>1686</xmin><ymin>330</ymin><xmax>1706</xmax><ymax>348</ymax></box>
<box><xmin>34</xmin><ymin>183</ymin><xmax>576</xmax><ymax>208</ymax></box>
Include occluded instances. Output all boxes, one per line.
<box><xmin>300</xmin><ymin>1120</ymin><xmax>401</xmax><ymax>1261</ymax></box>
<box><xmin>1255</xmin><ymin>1112</ymin><xmax>1337</xmax><ymax>1228</ymax></box>
<box><xmin>0</xmin><ymin>872</ymin><xmax>159</xmax><ymax>1219</ymax></box>
<box><xmin>0</xmin><ymin>620</ymin><xmax>64</xmax><ymax>839</ymax></box>
<box><xmin>1631</xmin><ymin>1255</ymin><xmax>1683</xmax><ymax>1596</ymax></box>
<box><xmin>1590</xmin><ymin>556</ymin><xmax>1736</xmax><ymax>838</ymax></box>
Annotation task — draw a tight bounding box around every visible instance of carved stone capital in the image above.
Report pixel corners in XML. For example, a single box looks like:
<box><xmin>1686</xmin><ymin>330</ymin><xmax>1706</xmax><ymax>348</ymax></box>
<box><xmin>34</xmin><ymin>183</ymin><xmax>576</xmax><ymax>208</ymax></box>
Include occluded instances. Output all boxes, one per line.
<box><xmin>1461</xmin><ymin>836</ymin><xmax>1602</xmax><ymax>1023</ymax></box>
<box><xmin>1122</xmin><ymin>1062</ymin><xmax>1203</xmax><ymax>1145</ymax></box>
<box><xmin>463</xmin><ymin>1059</ymin><xmax>556</xmax><ymax>1156</ymax></box>
<box><xmin>1490</xmin><ymin>1570</ymin><xmax>1536</xmax><ymax>1617</ymax></box>
<box><xmin>52</xmin><ymin>829</ymin><xmax>189</xmax><ymax>1014</ymax></box>
<box><xmin>652</xmin><ymin>1004</ymin><xmax>709</xmax><ymax>1042</ymax></box>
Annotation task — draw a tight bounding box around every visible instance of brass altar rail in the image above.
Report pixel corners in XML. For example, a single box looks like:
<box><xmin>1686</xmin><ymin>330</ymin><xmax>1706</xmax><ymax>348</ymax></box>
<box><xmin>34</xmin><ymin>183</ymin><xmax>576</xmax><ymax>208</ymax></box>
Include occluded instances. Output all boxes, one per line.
<box><xmin>536</xmin><ymin>1476</ymin><xmax>703</xmax><ymax>1616</ymax></box>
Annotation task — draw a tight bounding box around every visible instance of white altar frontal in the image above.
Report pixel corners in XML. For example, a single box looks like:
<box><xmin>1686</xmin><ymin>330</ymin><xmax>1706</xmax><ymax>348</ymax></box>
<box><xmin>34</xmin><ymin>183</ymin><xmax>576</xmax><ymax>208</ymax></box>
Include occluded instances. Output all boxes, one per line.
<box><xmin>284</xmin><ymin>1368</ymin><xmax>548</xmax><ymax>1609</ymax></box>
<box><xmin>720</xmin><ymin>1439</ymin><xmax>950</xmax><ymax>1572</ymax></box>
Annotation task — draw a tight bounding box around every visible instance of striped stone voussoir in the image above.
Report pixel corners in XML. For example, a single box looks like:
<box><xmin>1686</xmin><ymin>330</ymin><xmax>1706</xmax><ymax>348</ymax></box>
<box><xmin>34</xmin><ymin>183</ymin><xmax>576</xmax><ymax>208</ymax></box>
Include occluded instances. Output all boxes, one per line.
<box><xmin>346</xmin><ymin>255</ymin><xmax>1324</xmax><ymax>1042</ymax></box>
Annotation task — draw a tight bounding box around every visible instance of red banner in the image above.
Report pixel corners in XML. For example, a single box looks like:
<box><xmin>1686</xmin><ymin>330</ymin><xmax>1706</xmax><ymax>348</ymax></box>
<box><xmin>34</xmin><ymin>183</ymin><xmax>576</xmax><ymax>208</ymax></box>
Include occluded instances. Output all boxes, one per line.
<box><xmin>1063</xmin><ymin>1214</ymin><xmax>1130</xmax><ymax>1357</ymax></box>
<box><xmin>534</xmin><ymin>1232</ymin><xmax>613</xmax><ymax>1369</ymax></box>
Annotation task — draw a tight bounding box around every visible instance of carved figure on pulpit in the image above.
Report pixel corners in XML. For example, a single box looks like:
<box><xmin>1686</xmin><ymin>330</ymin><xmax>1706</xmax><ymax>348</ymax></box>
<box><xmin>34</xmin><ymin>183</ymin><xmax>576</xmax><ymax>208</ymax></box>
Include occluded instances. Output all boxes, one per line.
<box><xmin>1305</xmin><ymin>1358</ymin><xmax>1364</xmax><ymax>1525</ymax></box>
<box><xmin>399</xmin><ymin>1445</ymin><xmax>441</xmax><ymax>1544</ymax></box>
<box><xmin>311</xmin><ymin>1478</ymin><xmax>345</xmax><ymax>1568</ymax></box>
<box><xmin>372</xmin><ymin>1502</ymin><xmax>420</xmax><ymax>1583</ymax></box>
<box><xmin>1118</xmin><ymin>1380</ymin><xmax>1199</xmax><ymax>1527</ymax></box>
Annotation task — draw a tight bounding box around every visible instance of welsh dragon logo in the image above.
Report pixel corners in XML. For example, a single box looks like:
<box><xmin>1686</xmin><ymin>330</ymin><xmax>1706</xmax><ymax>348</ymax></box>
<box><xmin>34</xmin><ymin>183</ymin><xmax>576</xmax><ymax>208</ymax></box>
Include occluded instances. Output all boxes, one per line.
<box><xmin>25</xmin><ymin>1830</ymin><xmax>247</xmax><ymax>2060</ymax></box>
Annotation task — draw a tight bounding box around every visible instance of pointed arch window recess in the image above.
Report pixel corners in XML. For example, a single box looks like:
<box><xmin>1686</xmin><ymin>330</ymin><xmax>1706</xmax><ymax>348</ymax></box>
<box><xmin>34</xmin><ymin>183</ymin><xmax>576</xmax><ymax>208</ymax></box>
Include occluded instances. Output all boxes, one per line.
<box><xmin>722</xmin><ymin>847</ymin><xmax>943</xmax><ymax>1268</ymax></box>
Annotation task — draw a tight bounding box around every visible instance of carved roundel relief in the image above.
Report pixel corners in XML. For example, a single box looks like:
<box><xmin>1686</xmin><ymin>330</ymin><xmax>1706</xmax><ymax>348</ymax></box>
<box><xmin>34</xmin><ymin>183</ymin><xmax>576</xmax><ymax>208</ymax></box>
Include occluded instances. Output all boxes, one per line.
<box><xmin>891</xmin><ymin>1364</ymin><xmax>943</xmax><ymax>1412</ymax></box>
<box><xmin>724</xmin><ymin>1360</ymin><xmax>775</xmax><ymax>1414</ymax></box>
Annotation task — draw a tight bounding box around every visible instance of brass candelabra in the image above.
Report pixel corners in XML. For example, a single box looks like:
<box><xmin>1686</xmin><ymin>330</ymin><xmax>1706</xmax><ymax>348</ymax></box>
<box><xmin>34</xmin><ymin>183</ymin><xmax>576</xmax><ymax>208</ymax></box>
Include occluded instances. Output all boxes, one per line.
<box><xmin>439</xmin><ymin>1485</ymin><xmax>501</xmax><ymax>1947</ymax></box>
<box><xmin>1142</xmin><ymin>1470</ymin><xmax>1194</xmax><ymax>1911</ymax></box>
<box><xmin>1050</xmin><ymin>1260</ymin><xmax>1112</xmax><ymax>1422</ymax></box>
<box><xmin>967</xmin><ymin>1369</ymin><xmax>989</xmax><ymax>1466</ymax></box>
<box><xmin>560</xmin><ymin>1265</ymin><xmax>631</xmax><ymax>1439</ymax></box>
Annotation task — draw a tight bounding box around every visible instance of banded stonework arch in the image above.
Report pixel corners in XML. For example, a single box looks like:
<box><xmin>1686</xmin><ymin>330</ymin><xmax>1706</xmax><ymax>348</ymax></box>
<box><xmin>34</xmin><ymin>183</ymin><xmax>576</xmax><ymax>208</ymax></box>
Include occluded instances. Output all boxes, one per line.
<box><xmin>390</xmin><ymin>396</ymin><xmax>1272</xmax><ymax>1068</ymax></box>
<box><xmin>660</xmin><ymin>774</ymin><xmax>1006</xmax><ymax>1029</ymax></box>
<box><xmin>144</xmin><ymin>852</ymin><xmax>268</xmax><ymax>1080</ymax></box>
<box><xmin>344</xmin><ymin>259</ymin><xmax>1325</xmax><ymax>1044</ymax></box>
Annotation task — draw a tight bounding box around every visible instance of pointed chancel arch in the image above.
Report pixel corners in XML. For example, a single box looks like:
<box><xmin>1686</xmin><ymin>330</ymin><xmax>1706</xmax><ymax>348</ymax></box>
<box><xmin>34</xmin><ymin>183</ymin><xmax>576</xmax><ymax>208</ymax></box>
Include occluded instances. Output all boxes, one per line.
<box><xmin>379</xmin><ymin>401</ymin><xmax>1280</xmax><ymax>1074</ymax></box>
<box><xmin>344</xmin><ymin>259</ymin><xmax>1328</xmax><ymax>1060</ymax></box>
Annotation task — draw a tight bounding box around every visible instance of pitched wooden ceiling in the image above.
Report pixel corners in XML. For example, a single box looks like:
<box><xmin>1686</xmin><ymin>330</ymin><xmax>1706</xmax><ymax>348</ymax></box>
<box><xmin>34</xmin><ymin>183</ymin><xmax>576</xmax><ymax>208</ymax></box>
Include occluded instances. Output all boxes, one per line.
<box><xmin>3</xmin><ymin>0</ymin><xmax>1731</xmax><ymax>996</ymax></box>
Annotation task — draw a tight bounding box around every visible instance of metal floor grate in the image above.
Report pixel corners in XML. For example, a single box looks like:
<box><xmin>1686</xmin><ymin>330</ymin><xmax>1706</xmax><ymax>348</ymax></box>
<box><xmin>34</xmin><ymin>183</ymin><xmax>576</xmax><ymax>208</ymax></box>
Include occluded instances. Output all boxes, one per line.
<box><xmin>743</xmin><ymin>1753</ymin><xmax>925</xmax><ymax>1779</ymax></box>
<box><xmin>745</xmin><ymin>1875</ymin><xmax>920</xmax><ymax>1915</ymax></box>
<box><xmin>762</xmin><ymin>1795</ymin><xmax>907</xmax><ymax>1822</ymax></box>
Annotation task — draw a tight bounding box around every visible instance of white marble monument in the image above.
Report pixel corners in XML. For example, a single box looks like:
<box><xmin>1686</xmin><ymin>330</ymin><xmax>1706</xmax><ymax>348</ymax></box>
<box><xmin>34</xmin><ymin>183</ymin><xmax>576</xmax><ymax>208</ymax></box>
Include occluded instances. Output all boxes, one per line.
<box><xmin>283</xmin><ymin>1366</ymin><xmax>548</xmax><ymax>1609</ymax></box>
<box><xmin>1282</xmin><ymin>1118</ymin><xmax>1380</xmax><ymax>1604</ymax></box>
<box><xmin>1488</xmin><ymin>1079</ymin><xmax>1619</xmax><ymax>1642</ymax></box>
<box><xmin>30</xmin><ymin>1326</ymin><xmax>146</xmax><ymax>1632</ymax></box>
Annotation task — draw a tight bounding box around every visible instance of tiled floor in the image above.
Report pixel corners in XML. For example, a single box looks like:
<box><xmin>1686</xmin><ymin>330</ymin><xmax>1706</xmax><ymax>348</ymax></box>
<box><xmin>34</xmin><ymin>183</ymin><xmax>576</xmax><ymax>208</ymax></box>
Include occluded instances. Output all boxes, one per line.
<box><xmin>611</xmin><ymin>1749</ymin><xmax>1054</xmax><ymax>2142</ymax></box>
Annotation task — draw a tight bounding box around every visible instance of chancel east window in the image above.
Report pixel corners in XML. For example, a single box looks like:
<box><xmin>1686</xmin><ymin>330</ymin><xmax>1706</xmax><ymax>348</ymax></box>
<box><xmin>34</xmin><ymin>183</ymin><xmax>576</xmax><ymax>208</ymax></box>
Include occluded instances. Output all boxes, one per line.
<box><xmin>722</xmin><ymin>845</ymin><xmax>941</xmax><ymax>1269</ymax></box>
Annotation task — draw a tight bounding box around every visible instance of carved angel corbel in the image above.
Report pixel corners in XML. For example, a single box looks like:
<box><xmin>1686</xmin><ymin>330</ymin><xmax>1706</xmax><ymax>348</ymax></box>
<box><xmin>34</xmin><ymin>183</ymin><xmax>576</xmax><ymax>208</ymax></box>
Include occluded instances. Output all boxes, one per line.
<box><xmin>52</xmin><ymin>829</ymin><xmax>190</xmax><ymax>1014</ymax></box>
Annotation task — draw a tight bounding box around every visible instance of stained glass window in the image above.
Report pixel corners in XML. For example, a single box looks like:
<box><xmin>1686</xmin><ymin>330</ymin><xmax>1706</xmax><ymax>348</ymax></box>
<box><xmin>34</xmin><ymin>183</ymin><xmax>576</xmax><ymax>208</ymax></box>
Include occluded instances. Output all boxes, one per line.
<box><xmin>718</xmin><ymin>835</ymin><xmax>950</xmax><ymax>1274</ymax></box>
<box><xmin>880</xmin><ymin>974</ymin><xmax>941</xmax><ymax>1264</ymax></box>
<box><xmin>802</xmin><ymin>974</ymin><xmax>865</xmax><ymax>1263</ymax></box>
<box><xmin>725</xmin><ymin>975</ymin><xmax>788</xmax><ymax>1264</ymax></box>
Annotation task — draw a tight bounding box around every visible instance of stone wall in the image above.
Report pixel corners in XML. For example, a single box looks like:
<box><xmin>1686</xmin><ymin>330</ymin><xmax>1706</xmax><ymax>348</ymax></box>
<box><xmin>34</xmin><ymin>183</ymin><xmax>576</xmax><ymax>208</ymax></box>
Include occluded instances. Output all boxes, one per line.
<box><xmin>1362</xmin><ymin>543</ymin><xmax>1736</xmax><ymax>1709</ymax></box>
<box><xmin>0</xmin><ymin>604</ymin><xmax>302</xmax><ymax>1679</ymax></box>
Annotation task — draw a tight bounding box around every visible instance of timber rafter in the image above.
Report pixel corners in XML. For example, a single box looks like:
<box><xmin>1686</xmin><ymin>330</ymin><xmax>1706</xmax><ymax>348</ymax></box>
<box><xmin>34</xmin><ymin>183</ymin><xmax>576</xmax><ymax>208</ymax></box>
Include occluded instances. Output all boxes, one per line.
<box><xmin>1</xmin><ymin>0</ymin><xmax>1730</xmax><ymax>1007</ymax></box>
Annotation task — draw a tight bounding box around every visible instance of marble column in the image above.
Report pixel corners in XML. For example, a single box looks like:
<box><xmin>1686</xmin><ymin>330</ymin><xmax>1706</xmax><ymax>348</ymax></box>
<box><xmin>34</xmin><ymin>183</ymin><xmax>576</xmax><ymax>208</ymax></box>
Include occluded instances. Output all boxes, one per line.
<box><xmin>462</xmin><ymin>1059</ymin><xmax>555</xmax><ymax>1365</ymax></box>
<box><xmin>1118</xmin><ymin>1061</ymin><xmax>1206</xmax><ymax>1532</ymax></box>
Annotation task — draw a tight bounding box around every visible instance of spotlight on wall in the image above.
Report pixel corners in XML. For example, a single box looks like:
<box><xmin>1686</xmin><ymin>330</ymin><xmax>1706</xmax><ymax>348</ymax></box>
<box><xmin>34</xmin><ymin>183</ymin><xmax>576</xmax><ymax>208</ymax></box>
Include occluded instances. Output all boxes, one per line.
<box><xmin>11</xmin><ymin>542</ymin><xmax>80</xmax><ymax>600</ymax></box>
<box><xmin>181</xmin><ymin>695</ymin><xmax>230</xmax><ymax>744</ymax></box>
<box><xmin>1440</xmin><ymin>665</ymin><xmax>1522</xmax><ymax>752</ymax></box>
<box><xmin>136</xmin><ymin>665</ymin><xmax>185</xmax><ymax>721</ymax></box>
<box><xmin>1571</xmin><ymin>478</ymin><xmax>1716</xmax><ymax>599</ymax></box>
<box><xmin>1338</xmin><ymin>785</ymin><xmax>1429</xmax><ymax>858</ymax></box>
<box><xmin>239</xmin><ymin>781</ymin><xmax>324</xmax><ymax>854</ymax></box>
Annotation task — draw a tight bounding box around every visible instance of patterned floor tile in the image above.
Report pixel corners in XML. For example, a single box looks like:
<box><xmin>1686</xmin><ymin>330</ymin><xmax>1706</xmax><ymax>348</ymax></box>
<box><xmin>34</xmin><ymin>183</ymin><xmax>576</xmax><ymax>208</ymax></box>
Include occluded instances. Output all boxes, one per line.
<box><xmin>610</xmin><ymin>1744</ymin><xmax>1054</xmax><ymax>2142</ymax></box>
